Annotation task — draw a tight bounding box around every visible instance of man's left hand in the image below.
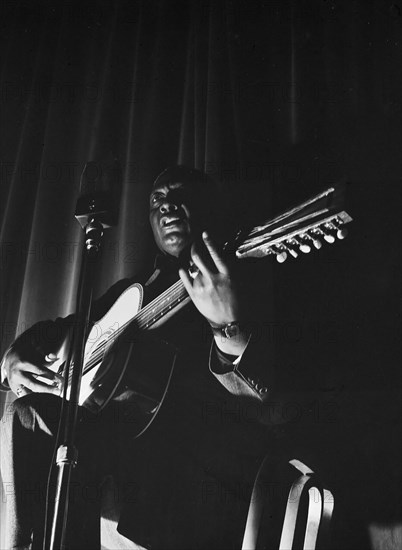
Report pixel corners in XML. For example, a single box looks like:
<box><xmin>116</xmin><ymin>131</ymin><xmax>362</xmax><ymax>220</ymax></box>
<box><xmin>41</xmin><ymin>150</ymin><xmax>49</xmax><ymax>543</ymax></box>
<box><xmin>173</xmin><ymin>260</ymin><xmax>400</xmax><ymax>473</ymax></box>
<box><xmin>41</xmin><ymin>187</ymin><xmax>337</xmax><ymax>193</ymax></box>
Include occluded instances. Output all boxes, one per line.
<box><xmin>179</xmin><ymin>232</ymin><xmax>249</xmax><ymax>356</ymax></box>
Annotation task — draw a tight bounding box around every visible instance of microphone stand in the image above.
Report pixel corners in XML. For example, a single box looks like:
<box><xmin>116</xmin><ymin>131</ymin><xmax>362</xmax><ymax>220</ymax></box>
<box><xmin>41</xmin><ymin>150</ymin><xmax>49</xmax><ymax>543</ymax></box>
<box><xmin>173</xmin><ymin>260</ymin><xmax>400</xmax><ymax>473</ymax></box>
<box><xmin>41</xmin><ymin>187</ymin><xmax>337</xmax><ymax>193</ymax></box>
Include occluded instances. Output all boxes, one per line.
<box><xmin>45</xmin><ymin>191</ymin><xmax>113</xmax><ymax>550</ymax></box>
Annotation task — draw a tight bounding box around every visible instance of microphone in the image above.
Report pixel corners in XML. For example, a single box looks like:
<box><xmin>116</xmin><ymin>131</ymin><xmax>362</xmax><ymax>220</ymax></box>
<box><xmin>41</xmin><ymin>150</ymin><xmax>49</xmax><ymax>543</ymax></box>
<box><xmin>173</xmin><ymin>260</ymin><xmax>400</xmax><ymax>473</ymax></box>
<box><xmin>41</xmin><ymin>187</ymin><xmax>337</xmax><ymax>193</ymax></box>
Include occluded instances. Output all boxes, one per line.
<box><xmin>75</xmin><ymin>160</ymin><xmax>121</xmax><ymax>229</ymax></box>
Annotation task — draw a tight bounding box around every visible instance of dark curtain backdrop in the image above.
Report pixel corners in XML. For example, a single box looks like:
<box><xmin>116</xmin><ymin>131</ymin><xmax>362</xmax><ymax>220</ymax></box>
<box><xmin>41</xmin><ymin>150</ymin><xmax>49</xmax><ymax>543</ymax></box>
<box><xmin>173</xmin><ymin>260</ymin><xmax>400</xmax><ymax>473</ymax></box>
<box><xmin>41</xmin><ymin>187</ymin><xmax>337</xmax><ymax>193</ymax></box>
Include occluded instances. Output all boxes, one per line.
<box><xmin>0</xmin><ymin>0</ymin><xmax>401</xmax><ymax>546</ymax></box>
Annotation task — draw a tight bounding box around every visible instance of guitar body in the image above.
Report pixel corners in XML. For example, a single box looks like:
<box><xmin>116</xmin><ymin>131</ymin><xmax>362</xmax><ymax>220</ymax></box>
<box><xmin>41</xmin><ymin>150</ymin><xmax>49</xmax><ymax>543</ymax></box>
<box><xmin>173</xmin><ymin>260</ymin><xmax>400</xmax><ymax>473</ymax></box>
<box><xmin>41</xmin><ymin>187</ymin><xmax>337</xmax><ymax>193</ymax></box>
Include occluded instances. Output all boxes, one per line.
<box><xmin>54</xmin><ymin>281</ymin><xmax>179</xmax><ymax>436</ymax></box>
<box><xmin>79</xmin><ymin>282</ymin><xmax>144</xmax><ymax>409</ymax></box>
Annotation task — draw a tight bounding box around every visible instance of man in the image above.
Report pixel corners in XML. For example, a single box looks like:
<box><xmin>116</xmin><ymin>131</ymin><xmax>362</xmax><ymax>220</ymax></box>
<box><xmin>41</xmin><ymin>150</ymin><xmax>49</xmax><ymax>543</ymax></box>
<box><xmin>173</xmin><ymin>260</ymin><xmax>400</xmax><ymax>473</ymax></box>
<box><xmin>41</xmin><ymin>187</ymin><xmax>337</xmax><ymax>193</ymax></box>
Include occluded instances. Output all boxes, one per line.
<box><xmin>1</xmin><ymin>166</ymin><xmax>277</xmax><ymax>549</ymax></box>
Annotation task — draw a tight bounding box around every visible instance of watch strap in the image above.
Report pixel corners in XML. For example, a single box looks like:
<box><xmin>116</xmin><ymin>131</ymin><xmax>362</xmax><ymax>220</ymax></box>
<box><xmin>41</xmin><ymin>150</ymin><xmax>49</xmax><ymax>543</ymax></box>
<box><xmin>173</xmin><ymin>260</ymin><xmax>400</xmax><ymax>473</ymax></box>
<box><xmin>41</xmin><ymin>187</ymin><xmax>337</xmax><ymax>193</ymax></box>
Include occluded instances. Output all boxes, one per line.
<box><xmin>210</xmin><ymin>321</ymin><xmax>241</xmax><ymax>339</ymax></box>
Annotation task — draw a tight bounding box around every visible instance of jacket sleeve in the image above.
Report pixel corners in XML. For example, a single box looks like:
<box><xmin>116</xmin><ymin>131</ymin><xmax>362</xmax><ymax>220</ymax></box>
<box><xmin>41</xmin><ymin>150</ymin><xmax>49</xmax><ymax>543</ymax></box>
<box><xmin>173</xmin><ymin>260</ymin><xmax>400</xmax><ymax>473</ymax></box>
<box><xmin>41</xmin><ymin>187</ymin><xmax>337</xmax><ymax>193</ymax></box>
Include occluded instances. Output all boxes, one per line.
<box><xmin>209</xmin><ymin>333</ymin><xmax>275</xmax><ymax>403</ymax></box>
<box><xmin>207</xmin><ymin>259</ymin><xmax>276</xmax><ymax>403</ymax></box>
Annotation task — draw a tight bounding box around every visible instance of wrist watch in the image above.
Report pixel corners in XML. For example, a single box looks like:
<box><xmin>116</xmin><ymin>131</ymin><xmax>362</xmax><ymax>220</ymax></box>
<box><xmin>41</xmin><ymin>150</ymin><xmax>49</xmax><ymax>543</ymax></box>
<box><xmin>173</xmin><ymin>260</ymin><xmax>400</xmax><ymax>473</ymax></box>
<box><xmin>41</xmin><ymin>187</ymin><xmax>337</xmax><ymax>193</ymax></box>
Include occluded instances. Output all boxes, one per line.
<box><xmin>211</xmin><ymin>321</ymin><xmax>241</xmax><ymax>339</ymax></box>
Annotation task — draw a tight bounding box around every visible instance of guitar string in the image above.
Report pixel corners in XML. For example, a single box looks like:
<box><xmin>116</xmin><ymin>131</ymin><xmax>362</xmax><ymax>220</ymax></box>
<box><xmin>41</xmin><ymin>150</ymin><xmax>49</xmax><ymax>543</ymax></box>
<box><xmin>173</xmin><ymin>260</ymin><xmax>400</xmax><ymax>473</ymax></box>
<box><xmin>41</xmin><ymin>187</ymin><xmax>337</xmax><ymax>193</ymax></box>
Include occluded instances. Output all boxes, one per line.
<box><xmin>82</xmin><ymin>282</ymin><xmax>187</xmax><ymax>373</ymax></box>
<box><xmin>66</xmin><ymin>228</ymin><xmax>249</xmax><ymax>383</ymax></box>
<box><xmin>67</xmin><ymin>279</ymin><xmax>188</xmax><ymax>381</ymax></box>
<box><xmin>66</xmin><ymin>227</ymin><xmax>250</xmax><ymax>383</ymax></box>
<box><xmin>81</xmin><ymin>280</ymin><xmax>185</xmax><ymax>373</ymax></box>
<box><xmin>67</xmin><ymin>215</ymin><xmax>308</xmax><ymax>383</ymax></box>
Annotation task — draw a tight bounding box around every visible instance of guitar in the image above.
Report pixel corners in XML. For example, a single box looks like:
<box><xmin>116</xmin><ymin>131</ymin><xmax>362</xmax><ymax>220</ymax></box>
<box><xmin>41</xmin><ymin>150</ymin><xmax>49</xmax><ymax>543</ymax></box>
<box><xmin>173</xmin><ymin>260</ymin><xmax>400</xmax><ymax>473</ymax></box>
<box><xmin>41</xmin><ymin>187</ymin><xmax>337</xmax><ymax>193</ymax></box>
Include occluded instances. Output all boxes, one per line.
<box><xmin>50</xmin><ymin>184</ymin><xmax>352</xmax><ymax>422</ymax></box>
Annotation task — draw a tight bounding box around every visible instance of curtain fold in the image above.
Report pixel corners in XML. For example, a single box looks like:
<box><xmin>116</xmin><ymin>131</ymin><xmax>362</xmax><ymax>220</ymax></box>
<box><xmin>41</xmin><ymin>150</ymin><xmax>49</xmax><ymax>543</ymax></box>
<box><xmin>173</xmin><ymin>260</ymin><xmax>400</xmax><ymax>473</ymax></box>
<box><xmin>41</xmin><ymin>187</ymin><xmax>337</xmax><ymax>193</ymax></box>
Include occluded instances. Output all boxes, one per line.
<box><xmin>0</xmin><ymin>0</ymin><xmax>400</xmax><ymax>396</ymax></box>
<box><xmin>0</xmin><ymin>1</ymin><xmax>400</xmax><ymax>546</ymax></box>
<box><xmin>1</xmin><ymin>0</ymin><xmax>400</xmax><ymax>395</ymax></box>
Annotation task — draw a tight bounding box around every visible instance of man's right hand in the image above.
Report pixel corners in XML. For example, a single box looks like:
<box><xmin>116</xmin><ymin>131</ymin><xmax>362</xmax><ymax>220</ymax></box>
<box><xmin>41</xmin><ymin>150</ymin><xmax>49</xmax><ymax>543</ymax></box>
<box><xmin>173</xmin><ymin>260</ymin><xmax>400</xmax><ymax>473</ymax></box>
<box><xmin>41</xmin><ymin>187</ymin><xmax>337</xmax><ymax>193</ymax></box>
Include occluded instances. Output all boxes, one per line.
<box><xmin>4</xmin><ymin>348</ymin><xmax>64</xmax><ymax>397</ymax></box>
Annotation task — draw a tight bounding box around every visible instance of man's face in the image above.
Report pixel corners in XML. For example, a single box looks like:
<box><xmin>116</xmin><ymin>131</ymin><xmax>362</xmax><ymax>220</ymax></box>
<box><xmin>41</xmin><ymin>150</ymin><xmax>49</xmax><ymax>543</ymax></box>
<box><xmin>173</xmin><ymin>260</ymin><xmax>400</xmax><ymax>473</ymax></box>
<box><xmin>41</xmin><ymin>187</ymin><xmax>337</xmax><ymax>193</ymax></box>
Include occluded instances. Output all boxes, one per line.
<box><xmin>149</xmin><ymin>180</ymin><xmax>201</xmax><ymax>257</ymax></box>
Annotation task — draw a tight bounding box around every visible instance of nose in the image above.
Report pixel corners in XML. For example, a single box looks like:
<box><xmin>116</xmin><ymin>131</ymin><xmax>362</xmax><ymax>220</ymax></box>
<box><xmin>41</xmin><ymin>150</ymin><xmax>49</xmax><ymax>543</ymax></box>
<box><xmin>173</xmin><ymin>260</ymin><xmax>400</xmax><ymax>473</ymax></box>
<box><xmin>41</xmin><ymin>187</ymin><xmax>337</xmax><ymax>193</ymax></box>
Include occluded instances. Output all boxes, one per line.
<box><xmin>159</xmin><ymin>201</ymin><xmax>178</xmax><ymax>214</ymax></box>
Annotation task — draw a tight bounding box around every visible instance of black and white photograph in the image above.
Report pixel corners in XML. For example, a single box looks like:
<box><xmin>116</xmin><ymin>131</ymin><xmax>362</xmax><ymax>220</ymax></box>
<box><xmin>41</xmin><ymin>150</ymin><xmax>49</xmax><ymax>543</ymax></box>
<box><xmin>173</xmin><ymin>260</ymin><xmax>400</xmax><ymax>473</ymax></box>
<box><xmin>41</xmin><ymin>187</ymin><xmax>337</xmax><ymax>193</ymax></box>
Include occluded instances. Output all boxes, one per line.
<box><xmin>0</xmin><ymin>1</ymin><xmax>401</xmax><ymax>549</ymax></box>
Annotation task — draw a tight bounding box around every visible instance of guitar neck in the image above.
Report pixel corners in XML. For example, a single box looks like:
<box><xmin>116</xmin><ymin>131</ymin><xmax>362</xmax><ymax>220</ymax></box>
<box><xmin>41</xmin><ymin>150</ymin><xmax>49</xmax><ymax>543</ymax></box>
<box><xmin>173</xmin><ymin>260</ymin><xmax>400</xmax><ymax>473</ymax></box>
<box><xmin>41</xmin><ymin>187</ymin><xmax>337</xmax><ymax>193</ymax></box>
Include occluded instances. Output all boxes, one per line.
<box><xmin>135</xmin><ymin>279</ymin><xmax>189</xmax><ymax>330</ymax></box>
<box><xmin>86</xmin><ymin>183</ymin><xmax>353</xmax><ymax>369</ymax></box>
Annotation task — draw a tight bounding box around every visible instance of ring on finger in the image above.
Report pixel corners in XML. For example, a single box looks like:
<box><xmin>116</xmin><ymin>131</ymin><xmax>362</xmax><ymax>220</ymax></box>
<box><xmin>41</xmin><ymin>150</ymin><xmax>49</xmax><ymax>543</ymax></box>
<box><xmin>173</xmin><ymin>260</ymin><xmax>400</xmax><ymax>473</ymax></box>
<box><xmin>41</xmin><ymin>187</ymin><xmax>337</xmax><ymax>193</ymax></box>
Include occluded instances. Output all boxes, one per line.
<box><xmin>188</xmin><ymin>264</ymin><xmax>199</xmax><ymax>280</ymax></box>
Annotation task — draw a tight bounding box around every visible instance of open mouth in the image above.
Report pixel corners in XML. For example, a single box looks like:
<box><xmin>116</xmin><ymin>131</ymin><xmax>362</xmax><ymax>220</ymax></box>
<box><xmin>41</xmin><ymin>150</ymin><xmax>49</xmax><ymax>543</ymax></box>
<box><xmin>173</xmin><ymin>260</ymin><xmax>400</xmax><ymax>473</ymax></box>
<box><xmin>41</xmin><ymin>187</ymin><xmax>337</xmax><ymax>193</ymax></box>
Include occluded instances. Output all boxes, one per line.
<box><xmin>161</xmin><ymin>216</ymin><xmax>184</xmax><ymax>228</ymax></box>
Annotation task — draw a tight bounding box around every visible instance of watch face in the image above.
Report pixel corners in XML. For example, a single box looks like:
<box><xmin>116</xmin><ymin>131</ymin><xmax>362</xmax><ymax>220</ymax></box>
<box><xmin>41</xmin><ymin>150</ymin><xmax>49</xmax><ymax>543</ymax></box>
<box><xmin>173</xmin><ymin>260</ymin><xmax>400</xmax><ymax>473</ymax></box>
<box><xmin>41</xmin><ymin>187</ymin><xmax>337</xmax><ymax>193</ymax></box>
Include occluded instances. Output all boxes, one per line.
<box><xmin>224</xmin><ymin>323</ymin><xmax>240</xmax><ymax>339</ymax></box>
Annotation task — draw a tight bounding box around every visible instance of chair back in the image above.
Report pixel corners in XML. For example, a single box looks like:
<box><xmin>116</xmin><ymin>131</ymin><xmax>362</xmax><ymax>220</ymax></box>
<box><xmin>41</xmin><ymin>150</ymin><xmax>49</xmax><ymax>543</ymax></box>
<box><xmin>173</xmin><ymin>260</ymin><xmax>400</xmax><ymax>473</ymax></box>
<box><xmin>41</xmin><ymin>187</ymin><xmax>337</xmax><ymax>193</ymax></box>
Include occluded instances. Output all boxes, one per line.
<box><xmin>242</xmin><ymin>457</ymin><xmax>334</xmax><ymax>550</ymax></box>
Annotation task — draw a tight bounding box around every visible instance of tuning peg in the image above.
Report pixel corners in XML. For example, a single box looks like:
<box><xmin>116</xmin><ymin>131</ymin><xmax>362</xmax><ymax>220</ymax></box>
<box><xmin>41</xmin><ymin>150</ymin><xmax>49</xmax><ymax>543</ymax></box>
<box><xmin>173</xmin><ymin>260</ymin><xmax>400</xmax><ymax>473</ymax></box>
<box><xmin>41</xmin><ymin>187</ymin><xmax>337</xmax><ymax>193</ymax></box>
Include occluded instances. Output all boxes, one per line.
<box><xmin>273</xmin><ymin>245</ymin><xmax>288</xmax><ymax>263</ymax></box>
<box><xmin>337</xmin><ymin>227</ymin><xmax>348</xmax><ymax>239</ymax></box>
<box><xmin>321</xmin><ymin>225</ymin><xmax>337</xmax><ymax>243</ymax></box>
<box><xmin>292</xmin><ymin>234</ymin><xmax>311</xmax><ymax>254</ymax></box>
<box><xmin>307</xmin><ymin>231</ymin><xmax>322</xmax><ymax>249</ymax></box>
<box><xmin>329</xmin><ymin>217</ymin><xmax>349</xmax><ymax>240</ymax></box>
<box><xmin>276</xmin><ymin>251</ymin><xmax>288</xmax><ymax>263</ymax></box>
<box><xmin>324</xmin><ymin>219</ymin><xmax>350</xmax><ymax>242</ymax></box>
<box><xmin>311</xmin><ymin>226</ymin><xmax>335</xmax><ymax>244</ymax></box>
<box><xmin>283</xmin><ymin>241</ymin><xmax>298</xmax><ymax>258</ymax></box>
<box><xmin>323</xmin><ymin>233</ymin><xmax>336</xmax><ymax>243</ymax></box>
<box><xmin>298</xmin><ymin>235</ymin><xmax>312</xmax><ymax>253</ymax></box>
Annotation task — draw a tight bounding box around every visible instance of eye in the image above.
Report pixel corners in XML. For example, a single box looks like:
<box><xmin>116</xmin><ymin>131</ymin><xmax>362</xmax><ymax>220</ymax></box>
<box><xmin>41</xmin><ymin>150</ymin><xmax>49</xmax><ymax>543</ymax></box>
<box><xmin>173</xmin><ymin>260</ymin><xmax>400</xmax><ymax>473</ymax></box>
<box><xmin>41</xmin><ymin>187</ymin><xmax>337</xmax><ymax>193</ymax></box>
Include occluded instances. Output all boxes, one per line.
<box><xmin>150</xmin><ymin>192</ymin><xmax>164</xmax><ymax>206</ymax></box>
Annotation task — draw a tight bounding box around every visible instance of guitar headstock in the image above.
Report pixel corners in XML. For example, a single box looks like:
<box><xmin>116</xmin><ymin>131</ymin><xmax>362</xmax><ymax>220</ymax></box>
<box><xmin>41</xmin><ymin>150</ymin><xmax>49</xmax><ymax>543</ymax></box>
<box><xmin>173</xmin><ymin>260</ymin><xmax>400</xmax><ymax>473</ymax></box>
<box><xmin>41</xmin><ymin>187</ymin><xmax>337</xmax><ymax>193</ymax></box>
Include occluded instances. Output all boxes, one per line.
<box><xmin>232</xmin><ymin>183</ymin><xmax>352</xmax><ymax>262</ymax></box>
